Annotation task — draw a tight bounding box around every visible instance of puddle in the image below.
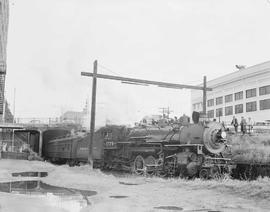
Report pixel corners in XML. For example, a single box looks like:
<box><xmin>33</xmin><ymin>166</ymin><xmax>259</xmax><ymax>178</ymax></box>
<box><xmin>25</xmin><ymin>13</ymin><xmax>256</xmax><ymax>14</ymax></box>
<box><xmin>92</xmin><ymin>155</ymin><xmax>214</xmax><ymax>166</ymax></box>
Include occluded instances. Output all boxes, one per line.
<box><xmin>119</xmin><ymin>181</ymin><xmax>139</xmax><ymax>186</ymax></box>
<box><xmin>110</xmin><ymin>195</ymin><xmax>128</xmax><ymax>199</ymax></box>
<box><xmin>154</xmin><ymin>206</ymin><xmax>183</xmax><ymax>211</ymax></box>
<box><xmin>12</xmin><ymin>172</ymin><xmax>48</xmax><ymax>177</ymax></box>
<box><xmin>184</xmin><ymin>210</ymin><xmax>217</xmax><ymax>212</ymax></box>
<box><xmin>184</xmin><ymin>210</ymin><xmax>211</xmax><ymax>212</ymax></box>
<box><xmin>184</xmin><ymin>210</ymin><xmax>212</xmax><ymax>212</ymax></box>
<box><xmin>0</xmin><ymin>180</ymin><xmax>97</xmax><ymax>212</ymax></box>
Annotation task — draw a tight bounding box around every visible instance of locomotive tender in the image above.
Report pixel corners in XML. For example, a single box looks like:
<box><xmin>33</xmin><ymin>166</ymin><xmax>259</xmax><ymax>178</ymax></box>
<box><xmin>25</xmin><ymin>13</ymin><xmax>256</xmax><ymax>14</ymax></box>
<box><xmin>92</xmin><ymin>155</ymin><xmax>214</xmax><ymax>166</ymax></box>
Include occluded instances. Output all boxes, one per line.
<box><xmin>44</xmin><ymin>112</ymin><xmax>233</xmax><ymax>179</ymax></box>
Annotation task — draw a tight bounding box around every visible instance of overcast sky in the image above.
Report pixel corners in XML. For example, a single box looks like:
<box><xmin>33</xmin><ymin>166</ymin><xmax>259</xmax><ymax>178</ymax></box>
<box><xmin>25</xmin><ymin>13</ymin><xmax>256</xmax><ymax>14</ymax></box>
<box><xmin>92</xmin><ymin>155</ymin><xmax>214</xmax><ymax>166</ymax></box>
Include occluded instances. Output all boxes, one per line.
<box><xmin>5</xmin><ymin>0</ymin><xmax>270</xmax><ymax>125</ymax></box>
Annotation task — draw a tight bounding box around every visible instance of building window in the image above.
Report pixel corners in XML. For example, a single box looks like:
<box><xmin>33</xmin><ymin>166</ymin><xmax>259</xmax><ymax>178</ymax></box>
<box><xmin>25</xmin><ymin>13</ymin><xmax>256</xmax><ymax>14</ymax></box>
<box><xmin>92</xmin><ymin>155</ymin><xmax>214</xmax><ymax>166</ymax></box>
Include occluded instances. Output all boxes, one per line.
<box><xmin>246</xmin><ymin>88</ymin><xmax>256</xmax><ymax>98</ymax></box>
<box><xmin>246</xmin><ymin>101</ymin><xmax>257</xmax><ymax>112</ymax></box>
<box><xmin>207</xmin><ymin>99</ymin><xmax>214</xmax><ymax>107</ymax></box>
<box><xmin>234</xmin><ymin>91</ymin><xmax>243</xmax><ymax>101</ymax></box>
<box><xmin>260</xmin><ymin>99</ymin><xmax>270</xmax><ymax>110</ymax></box>
<box><xmin>207</xmin><ymin>110</ymin><xmax>214</xmax><ymax>118</ymax></box>
<box><xmin>235</xmin><ymin>104</ymin><xmax>243</xmax><ymax>114</ymax></box>
<box><xmin>225</xmin><ymin>106</ymin><xmax>233</xmax><ymax>116</ymax></box>
<box><xmin>225</xmin><ymin>94</ymin><xmax>233</xmax><ymax>103</ymax></box>
<box><xmin>216</xmin><ymin>108</ymin><xmax>223</xmax><ymax>117</ymax></box>
<box><xmin>259</xmin><ymin>85</ymin><xmax>270</xmax><ymax>96</ymax></box>
<box><xmin>216</xmin><ymin>97</ymin><xmax>223</xmax><ymax>105</ymax></box>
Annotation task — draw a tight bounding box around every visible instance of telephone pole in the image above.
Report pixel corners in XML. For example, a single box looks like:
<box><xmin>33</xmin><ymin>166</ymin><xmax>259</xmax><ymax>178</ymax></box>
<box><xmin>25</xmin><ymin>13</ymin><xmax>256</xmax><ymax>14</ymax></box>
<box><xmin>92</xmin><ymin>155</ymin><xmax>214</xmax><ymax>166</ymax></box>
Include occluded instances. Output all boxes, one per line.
<box><xmin>203</xmin><ymin>76</ymin><xmax>207</xmax><ymax>115</ymax></box>
<box><xmin>88</xmin><ymin>60</ymin><xmax>98</xmax><ymax>166</ymax></box>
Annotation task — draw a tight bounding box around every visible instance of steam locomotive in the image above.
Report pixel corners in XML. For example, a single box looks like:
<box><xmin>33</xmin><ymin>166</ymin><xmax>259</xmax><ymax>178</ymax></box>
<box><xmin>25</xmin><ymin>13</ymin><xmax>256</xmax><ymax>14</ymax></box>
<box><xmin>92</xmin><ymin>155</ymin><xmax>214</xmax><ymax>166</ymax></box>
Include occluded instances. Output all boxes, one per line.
<box><xmin>43</xmin><ymin>112</ymin><xmax>233</xmax><ymax>179</ymax></box>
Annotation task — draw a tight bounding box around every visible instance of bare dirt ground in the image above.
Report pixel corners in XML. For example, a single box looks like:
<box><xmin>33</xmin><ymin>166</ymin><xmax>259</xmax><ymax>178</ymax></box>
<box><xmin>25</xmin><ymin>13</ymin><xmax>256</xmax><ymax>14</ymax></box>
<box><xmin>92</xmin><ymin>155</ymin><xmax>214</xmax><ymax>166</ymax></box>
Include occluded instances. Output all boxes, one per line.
<box><xmin>0</xmin><ymin>159</ymin><xmax>269</xmax><ymax>212</ymax></box>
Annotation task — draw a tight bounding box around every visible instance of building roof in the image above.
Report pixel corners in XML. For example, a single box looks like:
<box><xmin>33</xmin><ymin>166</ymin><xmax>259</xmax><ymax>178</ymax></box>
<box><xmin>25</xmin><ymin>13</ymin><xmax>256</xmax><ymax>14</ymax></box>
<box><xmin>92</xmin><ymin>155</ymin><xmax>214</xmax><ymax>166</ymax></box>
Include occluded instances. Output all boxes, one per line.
<box><xmin>0</xmin><ymin>123</ymin><xmax>24</xmax><ymax>129</ymax></box>
<box><xmin>61</xmin><ymin>111</ymin><xmax>85</xmax><ymax>119</ymax></box>
<box><xmin>200</xmin><ymin>60</ymin><xmax>270</xmax><ymax>89</ymax></box>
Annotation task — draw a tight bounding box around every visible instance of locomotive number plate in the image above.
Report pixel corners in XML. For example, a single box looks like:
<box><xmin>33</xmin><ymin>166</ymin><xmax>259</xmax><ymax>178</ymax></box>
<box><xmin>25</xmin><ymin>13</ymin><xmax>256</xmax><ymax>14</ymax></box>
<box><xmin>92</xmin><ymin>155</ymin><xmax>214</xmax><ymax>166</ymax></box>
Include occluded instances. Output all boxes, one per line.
<box><xmin>104</xmin><ymin>141</ymin><xmax>117</xmax><ymax>149</ymax></box>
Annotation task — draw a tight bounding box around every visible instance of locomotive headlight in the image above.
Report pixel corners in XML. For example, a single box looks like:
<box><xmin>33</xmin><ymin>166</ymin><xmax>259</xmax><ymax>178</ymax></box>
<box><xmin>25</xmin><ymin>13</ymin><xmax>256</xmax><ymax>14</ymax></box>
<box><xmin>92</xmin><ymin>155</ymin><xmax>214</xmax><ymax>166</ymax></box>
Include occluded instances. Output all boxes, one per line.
<box><xmin>221</xmin><ymin>131</ymin><xmax>226</xmax><ymax>139</ymax></box>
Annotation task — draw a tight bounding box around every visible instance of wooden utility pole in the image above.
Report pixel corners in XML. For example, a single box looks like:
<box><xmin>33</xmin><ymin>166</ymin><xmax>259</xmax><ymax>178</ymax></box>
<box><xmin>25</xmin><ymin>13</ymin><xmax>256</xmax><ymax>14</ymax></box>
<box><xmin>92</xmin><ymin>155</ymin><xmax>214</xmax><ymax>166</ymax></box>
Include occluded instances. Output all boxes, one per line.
<box><xmin>81</xmin><ymin>72</ymin><xmax>210</xmax><ymax>116</ymax></box>
<box><xmin>88</xmin><ymin>60</ymin><xmax>98</xmax><ymax>166</ymax></box>
<box><xmin>203</xmin><ymin>76</ymin><xmax>207</xmax><ymax>115</ymax></box>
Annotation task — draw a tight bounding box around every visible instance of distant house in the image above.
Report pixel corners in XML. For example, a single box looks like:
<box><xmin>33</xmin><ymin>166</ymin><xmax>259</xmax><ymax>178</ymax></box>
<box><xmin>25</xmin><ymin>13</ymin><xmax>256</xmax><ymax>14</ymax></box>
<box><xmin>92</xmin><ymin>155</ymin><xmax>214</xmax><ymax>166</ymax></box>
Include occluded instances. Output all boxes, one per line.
<box><xmin>59</xmin><ymin>100</ymin><xmax>90</xmax><ymax>129</ymax></box>
<box><xmin>60</xmin><ymin>111</ymin><xmax>86</xmax><ymax>125</ymax></box>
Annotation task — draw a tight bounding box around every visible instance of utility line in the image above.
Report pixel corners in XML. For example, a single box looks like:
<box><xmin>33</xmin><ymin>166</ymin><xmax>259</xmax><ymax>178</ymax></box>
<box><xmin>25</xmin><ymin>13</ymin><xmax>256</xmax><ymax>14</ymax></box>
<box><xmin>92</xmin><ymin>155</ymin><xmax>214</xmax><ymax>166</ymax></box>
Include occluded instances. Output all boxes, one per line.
<box><xmin>98</xmin><ymin>64</ymin><xmax>126</xmax><ymax>76</ymax></box>
<box><xmin>98</xmin><ymin>63</ymin><xmax>202</xmax><ymax>86</ymax></box>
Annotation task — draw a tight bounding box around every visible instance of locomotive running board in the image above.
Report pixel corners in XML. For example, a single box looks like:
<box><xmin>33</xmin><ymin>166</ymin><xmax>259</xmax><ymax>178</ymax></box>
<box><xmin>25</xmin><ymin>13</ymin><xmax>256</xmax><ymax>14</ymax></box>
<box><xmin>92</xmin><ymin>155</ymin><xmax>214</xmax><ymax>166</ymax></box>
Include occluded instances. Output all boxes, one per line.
<box><xmin>129</xmin><ymin>136</ymin><xmax>152</xmax><ymax>140</ymax></box>
<box><xmin>205</xmin><ymin>157</ymin><xmax>231</xmax><ymax>161</ymax></box>
<box><xmin>164</xmin><ymin>144</ymin><xmax>204</xmax><ymax>147</ymax></box>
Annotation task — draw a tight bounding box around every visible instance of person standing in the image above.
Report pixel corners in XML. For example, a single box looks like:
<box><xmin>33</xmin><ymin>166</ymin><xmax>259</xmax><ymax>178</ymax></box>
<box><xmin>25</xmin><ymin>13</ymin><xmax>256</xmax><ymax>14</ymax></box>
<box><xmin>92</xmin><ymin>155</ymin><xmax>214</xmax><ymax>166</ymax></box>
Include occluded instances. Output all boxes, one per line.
<box><xmin>247</xmin><ymin>117</ymin><xmax>254</xmax><ymax>134</ymax></box>
<box><xmin>231</xmin><ymin>116</ymin><xmax>238</xmax><ymax>134</ymax></box>
<box><xmin>180</xmin><ymin>114</ymin><xmax>190</xmax><ymax>126</ymax></box>
<box><xmin>174</xmin><ymin>116</ymin><xmax>178</xmax><ymax>124</ymax></box>
<box><xmin>240</xmin><ymin>117</ymin><xmax>247</xmax><ymax>135</ymax></box>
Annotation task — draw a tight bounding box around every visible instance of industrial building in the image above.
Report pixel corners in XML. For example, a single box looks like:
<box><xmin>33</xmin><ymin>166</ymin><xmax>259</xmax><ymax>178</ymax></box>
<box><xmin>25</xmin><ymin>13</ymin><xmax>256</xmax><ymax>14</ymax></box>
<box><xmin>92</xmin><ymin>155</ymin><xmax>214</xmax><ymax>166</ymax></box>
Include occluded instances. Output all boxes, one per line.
<box><xmin>0</xmin><ymin>0</ymin><xmax>9</xmax><ymax>119</ymax></box>
<box><xmin>191</xmin><ymin>61</ymin><xmax>270</xmax><ymax>124</ymax></box>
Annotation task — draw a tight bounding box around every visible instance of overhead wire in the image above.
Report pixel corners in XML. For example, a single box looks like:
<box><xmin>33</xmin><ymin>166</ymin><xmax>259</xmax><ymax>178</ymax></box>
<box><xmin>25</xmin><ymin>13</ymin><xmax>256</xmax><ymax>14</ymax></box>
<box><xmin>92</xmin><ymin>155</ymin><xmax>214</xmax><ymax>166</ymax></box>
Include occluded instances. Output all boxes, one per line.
<box><xmin>98</xmin><ymin>63</ymin><xmax>126</xmax><ymax>76</ymax></box>
<box><xmin>97</xmin><ymin>63</ymin><xmax>206</xmax><ymax>89</ymax></box>
<box><xmin>98</xmin><ymin>63</ymin><xmax>197</xmax><ymax>84</ymax></box>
